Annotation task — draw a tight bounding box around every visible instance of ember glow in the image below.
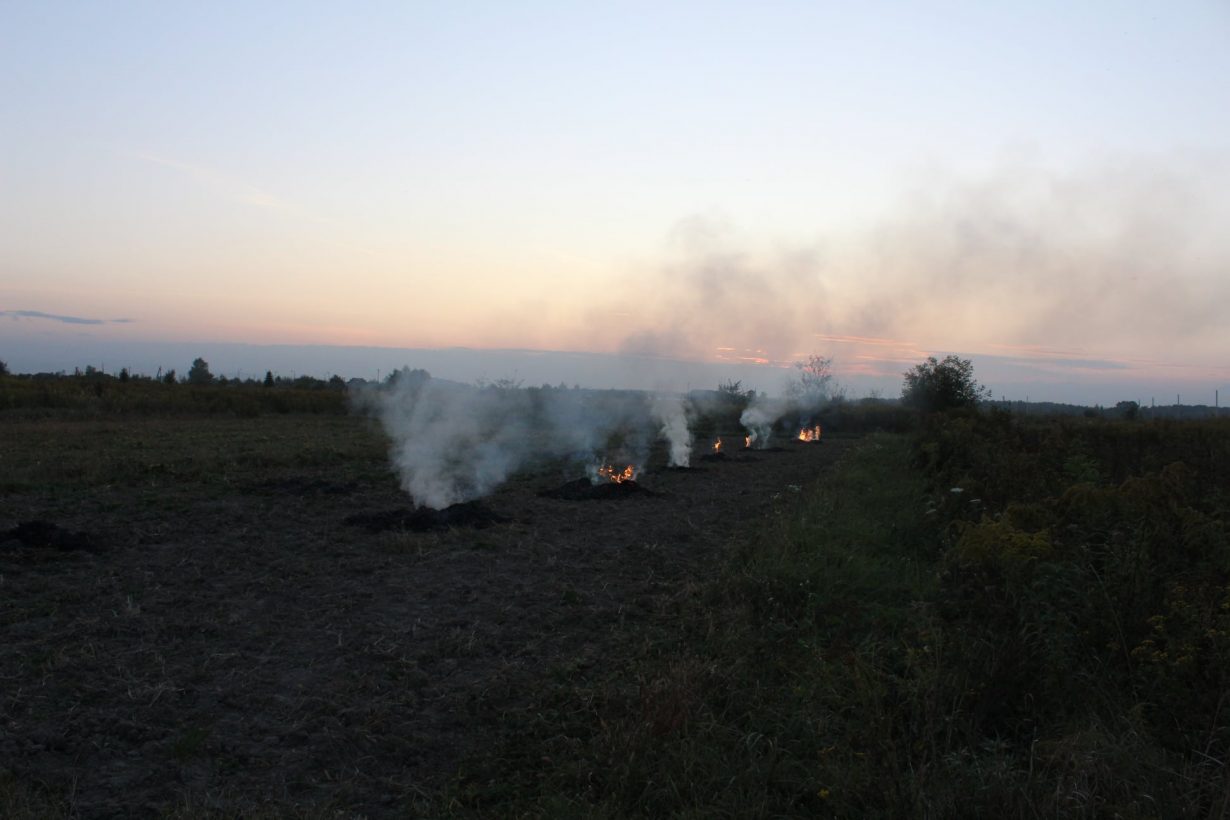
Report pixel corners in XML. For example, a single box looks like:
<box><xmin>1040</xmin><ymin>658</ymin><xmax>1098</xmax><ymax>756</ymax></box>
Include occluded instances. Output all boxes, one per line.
<box><xmin>744</xmin><ymin>434</ymin><xmax>752</xmax><ymax>449</ymax></box>
<box><xmin>596</xmin><ymin>464</ymin><xmax>636</xmax><ymax>484</ymax></box>
<box><xmin>797</xmin><ymin>424</ymin><xmax>822</xmax><ymax>442</ymax></box>
<box><xmin>713</xmin><ymin>437</ymin><xmax>723</xmax><ymax>454</ymax></box>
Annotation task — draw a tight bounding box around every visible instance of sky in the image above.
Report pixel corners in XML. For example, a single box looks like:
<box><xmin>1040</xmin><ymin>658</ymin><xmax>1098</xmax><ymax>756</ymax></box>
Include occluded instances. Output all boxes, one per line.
<box><xmin>2</xmin><ymin>1</ymin><xmax>1228</xmax><ymax>403</ymax></box>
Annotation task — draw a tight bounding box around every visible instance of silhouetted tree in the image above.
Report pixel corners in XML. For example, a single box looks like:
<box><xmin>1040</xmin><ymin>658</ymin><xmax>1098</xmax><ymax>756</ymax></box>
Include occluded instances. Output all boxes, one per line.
<box><xmin>118</xmin><ymin>367</ymin><xmax>130</xmax><ymax>383</ymax></box>
<box><xmin>786</xmin><ymin>355</ymin><xmax>837</xmax><ymax>407</ymax></box>
<box><xmin>901</xmin><ymin>355</ymin><xmax>988</xmax><ymax>412</ymax></box>
<box><xmin>0</xmin><ymin>360</ymin><xmax>8</xmax><ymax>376</ymax></box>
<box><xmin>187</xmin><ymin>357</ymin><xmax>213</xmax><ymax>385</ymax></box>
<box><xmin>163</xmin><ymin>369</ymin><xmax>177</xmax><ymax>385</ymax></box>
<box><xmin>1116</xmin><ymin>400</ymin><xmax>1140</xmax><ymax>421</ymax></box>
<box><xmin>717</xmin><ymin>379</ymin><xmax>755</xmax><ymax>400</ymax></box>
<box><xmin>264</xmin><ymin>370</ymin><xmax>275</xmax><ymax>387</ymax></box>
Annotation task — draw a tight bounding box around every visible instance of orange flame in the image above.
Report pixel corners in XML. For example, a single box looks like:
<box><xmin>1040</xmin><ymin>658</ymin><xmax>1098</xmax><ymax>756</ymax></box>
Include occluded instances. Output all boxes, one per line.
<box><xmin>797</xmin><ymin>424</ymin><xmax>822</xmax><ymax>442</ymax></box>
<box><xmin>713</xmin><ymin>437</ymin><xmax>723</xmax><ymax>453</ymax></box>
<box><xmin>597</xmin><ymin>464</ymin><xmax>636</xmax><ymax>483</ymax></box>
<box><xmin>744</xmin><ymin>434</ymin><xmax>752</xmax><ymax>449</ymax></box>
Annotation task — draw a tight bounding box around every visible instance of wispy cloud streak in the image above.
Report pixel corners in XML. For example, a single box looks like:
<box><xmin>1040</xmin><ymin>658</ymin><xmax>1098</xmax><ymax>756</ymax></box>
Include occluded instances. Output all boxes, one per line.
<box><xmin>1</xmin><ymin>310</ymin><xmax>133</xmax><ymax>326</ymax></box>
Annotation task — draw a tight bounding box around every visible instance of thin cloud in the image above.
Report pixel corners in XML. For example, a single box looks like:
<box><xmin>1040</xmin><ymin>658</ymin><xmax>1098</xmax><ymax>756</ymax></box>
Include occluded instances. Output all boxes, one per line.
<box><xmin>1</xmin><ymin>310</ymin><xmax>134</xmax><ymax>326</ymax></box>
<box><xmin>133</xmin><ymin>152</ymin><xmax>311</xmax><ymax>218</ymax></box>
<box><xmin>131</xmin><ymin>151</ymin><xmax>377</xmax><ymax>257</ymax></box>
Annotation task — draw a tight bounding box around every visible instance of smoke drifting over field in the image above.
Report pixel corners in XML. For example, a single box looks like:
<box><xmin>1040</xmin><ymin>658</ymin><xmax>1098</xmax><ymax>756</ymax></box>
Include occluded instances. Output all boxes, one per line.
<box><xmin>359</xmin><ymin>363</ymin><xmax>837</xmax><ymax>508</ymax></box>
<box><xmin>357</xmin><ymin>371</ymin><xmax>671</xmax><ymax>508</ymax></box>
<box><xmin>355</xmin><ymin>158</ymin><xmax>1230</xmax><ymax>507</ymax></box>
<box><xmin>580</xmin><ymin>158</ymin><xmax>1230</xmax><ymax>384</ymax></box>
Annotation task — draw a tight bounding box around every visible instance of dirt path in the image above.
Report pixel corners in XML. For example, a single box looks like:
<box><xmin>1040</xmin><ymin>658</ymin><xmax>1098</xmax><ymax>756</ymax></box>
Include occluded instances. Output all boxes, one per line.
<box><xmin>1</xmin><ymin>417</ymin><xmax>853</xmax><ymax>817</ymax></box>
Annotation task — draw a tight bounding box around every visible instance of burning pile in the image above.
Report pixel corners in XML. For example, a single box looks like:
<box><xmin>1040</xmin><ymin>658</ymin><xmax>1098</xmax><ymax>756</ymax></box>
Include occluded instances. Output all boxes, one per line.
<box><xmin>541</xmin><ymin>459</ymin><xmax>654</xmax><ymax>501</ymax></box>
<box><xmin>797</xmin><ymin>424</ymin><xmax>823</xmax><ymax>442</ymax></box>
<box><xmin>595</xmin><ymin>464</ymin><xmax>636</xmax><ymax>484</ymax></box>
<box><xmin>700</xmin><ymin>436</ymin><xmax>728</xmax><ymax>462</ymax></box>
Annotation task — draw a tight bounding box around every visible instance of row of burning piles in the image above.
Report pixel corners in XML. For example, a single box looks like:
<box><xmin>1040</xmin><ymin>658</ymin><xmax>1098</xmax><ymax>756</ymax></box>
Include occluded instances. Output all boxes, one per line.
<box><xmin>362</xmin><ymin>374</ymin><xmax>829</xmax><ymax>520</ymax></box>
<box><xmin>589</xmin><ymin>422</ymin><xmax>822</xmax><ymax>486</ymax></box>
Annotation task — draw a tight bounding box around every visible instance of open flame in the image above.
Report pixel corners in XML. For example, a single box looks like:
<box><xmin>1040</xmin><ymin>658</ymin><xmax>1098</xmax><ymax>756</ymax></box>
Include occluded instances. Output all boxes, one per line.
<box><xmin>797</xmin><ymin>424</ymin><xmax>822</xmax><ymax>442</ymax></box>
<box><xmin>744</xmin><ymin>434</ymin><xmax>752</xmax><ymax>449</ymax></box>
<box><xmin>713</xmin><ymin>437</ymin><xmax>723</xmax><ymax>454</ymax></box>
<box><xmin>597</xmin><ymin>464</ymin><xmax>636</xmax><ymax>483</ymax></box>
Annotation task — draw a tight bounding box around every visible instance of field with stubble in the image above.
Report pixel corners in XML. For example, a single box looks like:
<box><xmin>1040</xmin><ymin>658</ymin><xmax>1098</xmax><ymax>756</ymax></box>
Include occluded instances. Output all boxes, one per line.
<box><xmin>0</xmin><ymin>410</ymin><xmax>850</xmax><ymax>817</ymax></box>
<box><xmin>7</xmin><ymin>380</ymin><xmax>1228</xmax><ymax>819</ymax></box>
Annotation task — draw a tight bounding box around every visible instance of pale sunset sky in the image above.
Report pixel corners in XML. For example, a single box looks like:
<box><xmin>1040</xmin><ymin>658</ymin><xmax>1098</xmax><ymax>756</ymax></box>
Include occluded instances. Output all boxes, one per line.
<box><xmin>3</xmin><ymin>2</ymin><xmax>1228</xmax><ymax>402</ymax></box>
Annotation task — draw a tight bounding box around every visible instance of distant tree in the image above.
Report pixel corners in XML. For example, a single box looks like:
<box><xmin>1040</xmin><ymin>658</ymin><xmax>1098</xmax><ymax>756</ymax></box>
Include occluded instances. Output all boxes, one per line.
<box><xmin>163</xmin><ymin>369</ymin><xmax>177</xmax><ymax>385</ymax></box>
<box><xmin>118</xmin><ymin>367</ymin><xmax>130</xmax><ymax>383</ymax></box>
<box><xmin>264</xmin><ymin>370</ymin><xmax>275</xmax><ymax>387</ymax></box>
<box><xmin>0</xmin><ymin>359</ymin><xmax>8</xmax><ymax>376</ymax></box>
<box><xmin>328</xmin><ymin>374</ymin><xmax>346</xmax><ymax>389</ymax></box>
<box><xmin>786</xmin><ymin>355</ymin><xmax>836</xmax><ymax>407</ymax></box>
<box><xmin>481</xmin><ymin>377</ymin><xmax>522</xmax><ymax>392</ymax></box>
<box><xmin>1116</xmin><ymin>400</ymin><xmax>1140</xmax><ymax>421</ymax></box>
<box><xmin>901</xmin><ymin>355</ymin><xmax>989</xmax><ymax>412</ymax></box>
<box><xmin>717</xmin><ymin>379</ymin><xmax>755</xmax><ymax>400</ymax></box>
<box><xmin>187</xmin><ymin>357</ymin><xmax>213</xmax><ymax>386</ymax></box>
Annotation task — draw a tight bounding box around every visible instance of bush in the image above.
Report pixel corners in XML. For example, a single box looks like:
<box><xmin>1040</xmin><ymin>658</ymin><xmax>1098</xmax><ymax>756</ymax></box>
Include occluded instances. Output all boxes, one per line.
<box><xmin>902</xmin><ymin>355</ymin><xmax>989</xmax><ymax>412</ymax></box>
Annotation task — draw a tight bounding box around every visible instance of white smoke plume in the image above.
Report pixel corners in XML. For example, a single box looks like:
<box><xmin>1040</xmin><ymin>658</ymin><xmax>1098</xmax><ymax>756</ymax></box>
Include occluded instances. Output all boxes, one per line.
<box><xmin>357</xmin><ymin>369</ymin><xmax>668</xmax><ymax>508</ymax></box>
<box><xmin>739</xmin><ymin>398</ymin><xmax>781</xmax><ymax>449</ymax></box>
<box><xmin>359</xmin><ymin>372</ymin><xmax>532</xmax><ymax>509</ymax></box>
<box><xmin>650</xmin><ymin>392</ymin><xmax>692</xmax><ymax>467</ymax></box>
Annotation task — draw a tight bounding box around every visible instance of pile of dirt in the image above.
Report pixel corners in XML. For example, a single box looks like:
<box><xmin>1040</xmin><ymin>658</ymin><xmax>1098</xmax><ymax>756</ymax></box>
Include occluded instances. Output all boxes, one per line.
<box><xmin>539</xmin><ymin>478</ymin><xmax>660</xmax><ymax>501</ymax></box>
<box><xmin>698</xmin><ymin>452</ymin><xmax>728</xmax><ymax>463</ymax></box>
<box><xmin>344</xmin><ymin>501</ymin><xmax>509</xmax><ymax>532</ymax></box>
<box><xmin>1</xmin><ymin>520</ymin><xmax>104</xmax><ymax>553</ymax></box>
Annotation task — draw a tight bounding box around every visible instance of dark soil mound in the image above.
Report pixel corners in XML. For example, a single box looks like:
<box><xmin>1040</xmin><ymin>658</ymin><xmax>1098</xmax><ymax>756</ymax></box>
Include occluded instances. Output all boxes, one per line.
<box><xmin>698</xmin><ymin>452</ymin><xmax>728</xmax><ymax>463</ymax></box>
<box><xmin>2</xmin><ymin>520</ymin><xmax>104</xmax><ymax>553</ymax></box>
<box><xmin>344</xmin><ymin>501</ymin><xmax>509</xmax><ymax>533</ymax></box>
<box><xmin>746</xmin><ymin>446</ymin><xmax>787</xmax><ymax>453</ymax></box>
<box><xmin>540</xmin><ymin>478</ymin><xmax>659</xmax><ymax>501</ymax></box>
<box><xmin>655</xmin><ymin>465</ymin><xmax>706</xmax><ymax>474</ymax></box>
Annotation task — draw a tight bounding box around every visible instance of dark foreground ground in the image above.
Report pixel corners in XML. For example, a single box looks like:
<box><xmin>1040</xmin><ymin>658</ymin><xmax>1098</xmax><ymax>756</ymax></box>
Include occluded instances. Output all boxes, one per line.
<box><xmin>0</xmin><ymin>414</ymin><xmax>851</xmax><ymax>817</ymax></box>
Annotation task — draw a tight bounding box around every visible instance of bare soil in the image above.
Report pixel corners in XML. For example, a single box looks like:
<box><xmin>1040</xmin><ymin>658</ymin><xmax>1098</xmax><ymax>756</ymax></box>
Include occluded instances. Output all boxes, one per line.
<box><xmin>0</xmin><ymin>415</ymin><xmax>852</xmax><ymax>817</ymax></box>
